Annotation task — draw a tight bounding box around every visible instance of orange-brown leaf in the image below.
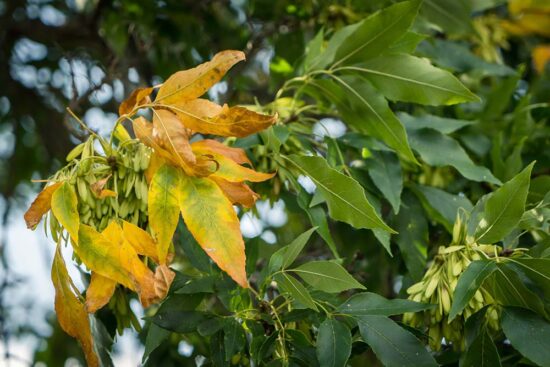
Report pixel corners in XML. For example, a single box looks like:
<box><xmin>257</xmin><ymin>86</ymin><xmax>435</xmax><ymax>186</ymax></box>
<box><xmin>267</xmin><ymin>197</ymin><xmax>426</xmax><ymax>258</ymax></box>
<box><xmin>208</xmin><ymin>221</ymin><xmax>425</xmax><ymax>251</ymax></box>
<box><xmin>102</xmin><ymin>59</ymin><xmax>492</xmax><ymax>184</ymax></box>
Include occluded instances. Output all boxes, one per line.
<box><xmin>156</xmin><ymin>50</ymin><xmax>245</xmax><ymax>104</ymax></box>
<box><xmin>169</xmin><ymin>102</ymin><xmax>277</xmax><ymax>138</ymax></box>
<box><xmin>152</xmin><ymin>109</ymin><xmax>196</xmax><ymax>167</ymax></box>
<box><xmin>24</xmin><ymin>182</ymin><xmax>62</xmax><ymax>228</ymax></box>
<box><xmin>192</xmin><ymin>139</ymin><xmax>251</xmax><ymax>165</ymax></box>
<box><xmin>90</xmin><ymin>176</ymin><xmax>117</xmax><ymax>199</ymax></box>
<box><xmin>52</xmin><ymin>246</ymin><xmax>99</xmax><ymax>367</ymax></box>
<box><xmin>179</xmin><ymin>174</ymin><xmax>248</xmax><ymax>287</ymax></box>
<box><xmin>119</xmin><ymin>87</ymin><xmax>153</xmax><ymax>116</ymax></box>
<box><xmin>154</xmin><ymin>264</ymin><xmax>175</xmax><ymax>300</ymax></box>
<box><xmin>85</xmin><ymin>272</ymin><xmax>117</xmax><ymax>313</ymax></box>
<box><xmin>211</xmin><ymin>176</ymin><xmax>259</xmax><ymax>208</ymax></box>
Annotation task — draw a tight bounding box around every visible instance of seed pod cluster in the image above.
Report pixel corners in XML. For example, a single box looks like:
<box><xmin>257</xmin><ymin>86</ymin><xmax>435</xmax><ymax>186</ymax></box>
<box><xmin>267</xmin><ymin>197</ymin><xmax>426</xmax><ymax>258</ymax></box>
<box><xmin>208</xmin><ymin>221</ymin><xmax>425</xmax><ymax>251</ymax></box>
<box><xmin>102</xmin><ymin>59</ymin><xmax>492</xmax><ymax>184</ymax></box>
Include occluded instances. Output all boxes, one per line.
<box><xmin>402</xmin><ymin>214</ymin><xmax>523</xmax><ymax>351</ymax></box>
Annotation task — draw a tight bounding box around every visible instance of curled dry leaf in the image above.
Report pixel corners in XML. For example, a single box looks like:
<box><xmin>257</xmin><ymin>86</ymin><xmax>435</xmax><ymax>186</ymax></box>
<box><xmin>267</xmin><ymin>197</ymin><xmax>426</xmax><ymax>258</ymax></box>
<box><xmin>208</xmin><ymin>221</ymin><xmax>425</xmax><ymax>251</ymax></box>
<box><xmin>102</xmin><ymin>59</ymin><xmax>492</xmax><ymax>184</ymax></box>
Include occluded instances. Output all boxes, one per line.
<box><xmin>24</xmin><ymin>182</ymin><xmax>62</xmax><ymax>228</ymax></box>
<box><xmin>154</xmin><ymin>264</ymin><xmax>176</xmax><ymax>300</ymax></box>
<box><xmin>119</xmin><ymin>87</ymin><xmax>153</xmax><ymax>116</ymax></box>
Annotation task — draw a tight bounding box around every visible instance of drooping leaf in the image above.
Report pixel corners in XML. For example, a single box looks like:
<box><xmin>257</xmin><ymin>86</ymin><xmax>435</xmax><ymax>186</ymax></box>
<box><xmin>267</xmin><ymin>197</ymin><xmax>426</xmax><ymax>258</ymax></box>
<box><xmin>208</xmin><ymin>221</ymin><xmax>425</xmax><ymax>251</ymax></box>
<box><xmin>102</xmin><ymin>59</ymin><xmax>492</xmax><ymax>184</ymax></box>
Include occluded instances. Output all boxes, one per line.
<box><xmin>51</xmin><ymin>181</ymin><xmax>80</xmax><ymax>242</ymax></box>
<box><xmin>501</xmin><ymin>307</ymin><xmax>550</xmax><ymax>367</ymax></box>
<box><xmin>52</xmin><ymin>246</ymin><xmax>99</xmax><ymax>367</ymax></box>
<box><xmin>461</xmin><ymin>328</ymin><xmax>501</xmax><ymax>367</ymax></box>
<box><xmin>316</xmin><ymin>319</ymin><xmax>351</xmax><ymax>367</ymax></box>
<box><xmin>337</xmin><ymin>292</ymin><xmax>433</xmax><ymax>316</ymax></box>
<box><xmin>357</xmin><ymin>315</ymin><xmax>438</xmax><ymax>367</ymax></box>
<box><xmin>332</xmin><ymin>0</ymin><xmax>421</xmax><ymax>67</ymax></box>
<box><xmin>149</xmin><ymin>164</ymin><xmax>182</xmax><ymax>264</ymax></box>
<box><xmin>24</xmin><ymin>182</ymin><xmax>62</xmax><ymax>229</ymax></box>
<box><xmin>448</xmin><ymin>260</ymin><xmax>496</xmax><ymax>321</ymax></box>
<box><xmin>156</xmin><ymin>50</ymin><xmax>245</xmax><ymax>104</ymax></box>
<box><xmin>364</xmin><ymin>150</ymin><xmax>403</xmax><ymax>214</ymax></box>
<box><xmin>286</xmin><ymin>155</ymin><xmax>394</xmax><ymax>233</ymax></box>
<box><xmin>179</xmin><ymin>174</ymin><xmax>248</xmax><ymax>287</ymax></box>
<box><xmin>291</xmin><ymin>261</ymin><xmax>366</xmax><ymax>293</ymax></box>
<box><xmin>210</xmin><ymin>177</ymin><xmax>259</xmax><ymax>208</ymax></box>
<box><xmin>407</xmin><ymin>128</ymin><xmax>501</xmax><ymax>184</ymax></box>
<box><xmin>275</xmin><ymin>272</ymin><xmax>318</xmax><ymax>311</ymax></box>
<box><xmin>475</xmin><ymin>163</ymin><xmax>534</xmax><ymax>243</ymax></box>
<box><xmin>85</xmin><ymin>272</ymin><xmax>117</xmax><ymax>313</ymax></box>
<box><xmin>343</xmin><ymin>54</ymin><xmax>478</xmax><ymax>105</ymax></box>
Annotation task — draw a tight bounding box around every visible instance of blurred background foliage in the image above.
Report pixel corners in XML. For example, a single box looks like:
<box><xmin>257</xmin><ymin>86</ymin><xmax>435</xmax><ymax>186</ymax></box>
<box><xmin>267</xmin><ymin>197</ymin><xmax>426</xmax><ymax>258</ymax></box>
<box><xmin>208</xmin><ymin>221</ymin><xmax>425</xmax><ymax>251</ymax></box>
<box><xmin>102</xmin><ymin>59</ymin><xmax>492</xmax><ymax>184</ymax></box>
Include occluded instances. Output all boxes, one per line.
<box><xmin>1</xmin><ymin>0</ymin><xmax>550</xmax><ymax>366</ymax></box>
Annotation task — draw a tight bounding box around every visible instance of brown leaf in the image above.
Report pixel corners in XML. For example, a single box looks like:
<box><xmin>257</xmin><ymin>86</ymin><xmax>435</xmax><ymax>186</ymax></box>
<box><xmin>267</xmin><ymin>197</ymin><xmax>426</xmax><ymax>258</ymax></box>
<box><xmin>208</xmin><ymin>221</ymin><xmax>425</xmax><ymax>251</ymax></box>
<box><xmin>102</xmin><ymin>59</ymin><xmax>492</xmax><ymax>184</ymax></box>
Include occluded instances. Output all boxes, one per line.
<box><xmin>211</xmin><ymin>177</ymin><xmax>259</xmax><ymax>208</ymax></box>
<box><xmin>90</xmin><ymin>175</ymin><xmax>117</xmax><ymax>199</ymax></box>
<box><xmin>168</xmin><ymin>101</ymin><xmax>277</xmax><ymax>138</ymax></box>
<box><xmin>52</xmin><ymin>246</ymin><xmax>99</xmax><ymax>367</ymax></box>
<box><xmin>24</xmin><ymin>182</ymin><xmax>62</xmax><ymax>228</ymax></box>
<box><xmin>85</xmin><ymin>272</ymin><xmax>117</xmax><ymax>313</ymax></box>
<box><xmin>153</xmin><ymin>264</ymin><xmax>175</xmax><ymax>300</ymax></box>
<box><xmin>156</xmin><ymin>50</ymin><xmax>245</xmax><ymax>104</ymax></box>
<box><xmin>119</xmin><ymin>87</ymin><xmax>153</xmax><ymax>116</ymax></box>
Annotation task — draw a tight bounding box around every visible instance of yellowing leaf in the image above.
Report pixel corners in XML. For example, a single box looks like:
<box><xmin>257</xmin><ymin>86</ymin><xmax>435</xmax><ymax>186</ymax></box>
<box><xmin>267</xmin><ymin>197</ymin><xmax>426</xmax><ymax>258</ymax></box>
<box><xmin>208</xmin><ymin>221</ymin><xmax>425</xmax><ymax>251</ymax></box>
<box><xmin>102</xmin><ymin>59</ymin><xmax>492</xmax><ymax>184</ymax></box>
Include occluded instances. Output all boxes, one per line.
<box><xmin>156</xmin><ymin>50</ymin><xmax>245</xmax><ymax>104</ymax></box>
<box><xmin>533</xmin><ymin>45</ymin><xmax>550</xmax><ymax>74</ymax></box>
<box><xmin>149</xmin><ymin>164</ymin><xmax>181</xmax><ymax>264</ymax></box>
<box><xmin>24</xmin><ymin>182</ymin><xmax>62</xmax><ymax>228</ymax></box>
<box><xmin>179</xmin><ymin>174</ymin><xmax>248</xmax><ymax>287</ymax></box>
<box><xmin>210</xmin><ymin>177</ymin><xmax>259</xmax><ymax>208</ymax></box>
<box><xmin>192</xmin><ymin>143</ymin><xmax>275</xmax><ymax>182</ymax></box>
<box><xmin>145</xmin><ymin>150</ymin><xmax>167</xmax><ymax>183</ymax></box>
<box><xmin>119</xmin><ymin>87</ymin><xmax>153</xmax><ymax>116</ymax></box>
<box><xmin>191</xmin><ymin>139</ymin><xmax>252</xmax><ymax>165</ymax></box>
<box><xmin>152</xmin><ymin>109</ymin><xmax>196</xmax><ymax>167</ymax></box>
<box><xmin>85</xmin><ymin>272</ymin><xmax>117</xmax><ymax>313</ymax></box>
<box><xmin>51</xmin><ymin>181</ymin><xmax>80</xmax><ymax>242</ymax></box>
<box><xmin>122</xmin><ymin>221</ymin><xmax>160</xmax><ymax>263</ymax></box>
<box><xmin>52</xmin><ymin>246</ymin><xmax>98</xmax><ymax>367</ymax></box>
<box><xmin>168</xmin><ymin>102</ymin><xmax>277</xmax><ymax>138</ymax></box>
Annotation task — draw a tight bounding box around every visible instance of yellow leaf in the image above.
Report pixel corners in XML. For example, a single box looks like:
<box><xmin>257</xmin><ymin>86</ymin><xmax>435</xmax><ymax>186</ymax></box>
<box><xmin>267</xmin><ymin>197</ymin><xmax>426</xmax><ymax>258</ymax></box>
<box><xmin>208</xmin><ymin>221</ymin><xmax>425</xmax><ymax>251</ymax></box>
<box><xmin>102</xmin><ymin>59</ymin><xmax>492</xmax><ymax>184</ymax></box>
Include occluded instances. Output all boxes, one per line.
<box><xmin>210</xmin><ymin>176</ymin><xmax>259</xmax><ymax>208</ymax></box>
<box><xmin>24</xmin><ymin>182</ymin><xmax>62</xmax><ymax>228</ymax></box>
<box><xmin>52</xmin><ymin>246</ymin><xmax>99</xmax><ymax>367</ymax></box>
<box><xmin>168</xmin><ymin>101</ymin><xmax>277</xmax><ymax>138</ymax></box>
<box><xmin>97</xmin><ymin>189</ymin><xmax>117</xmax><ymax>199</ymax></box>
<box><xmin>145</xmin><ymin>151</ymin><xmax>167</xmax><ymax>183</ymax></box>
<box><xmin>179</xmin><ymin>174</ymin><xmax>248</xmax><ymax>287</ymax></box>
<box><xmin>85</xmin><ymin>272</ymin><xmax>117</xmax><ymax>313</ymax></box>
<box><xmin>192</xmin><ymin>143</ymin><xmax>275</xmax><ymax>183</ymax></box>
<box><xmin>122</xmin><ymin>221</ymin><xmax>160</xmax><ymax>263</ymax></box>
<box><xmin>502</xmin><ymin>14</ymin><xmax>550</xmax><ymax>37</ymax></box>
<box><xmin>152</xmin><ymin>109</ymin><xmax>196</xmax><ymax>167</ymax></box>
<box><xmin>156</xmin><ymin>50</ymin><xmax>245</xmax><ymax>104</ymax></box>
<box><xmin>119</xmin><ymin>87</ymin><xmax>153</xmax><ymax>116</ymax></box>
<box><xmin>533</xmin><ymin>45</ymin><xmax>550</xmax><ymax>73</ymax></box>
<box><xmin>191</xmin><ymin>139</ymin><xmax>252</xmax><ymax>165</ymax></box>
<box><xmin>51</xmin><ymin>181</ymin><xmax>80</xmax><ymax>242</ymax></box>
<box><xmin>149</xmin><ymin>164</ymin><xmax>181</xmax><ymax>264</ymax></box>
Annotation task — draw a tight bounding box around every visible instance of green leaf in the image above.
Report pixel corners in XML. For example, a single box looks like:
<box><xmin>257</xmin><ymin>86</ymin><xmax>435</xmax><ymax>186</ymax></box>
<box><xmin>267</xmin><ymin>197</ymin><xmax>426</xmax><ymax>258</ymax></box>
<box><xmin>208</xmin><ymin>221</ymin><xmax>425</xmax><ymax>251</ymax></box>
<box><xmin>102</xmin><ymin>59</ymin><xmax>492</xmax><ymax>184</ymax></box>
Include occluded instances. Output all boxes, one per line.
<box><xmin>51</xmin><ymin>181</ymin><xmax>80</xmax><ymax>242</ymax></box>
<box><xmin>149</xmin><ymin>164</ymin><xmax>181</xmax><ymax>264</ymax></box>
<box><xmin>393</xmin><ymin>191</ymin><xmax>428</xmax><ymax>281</ymax></box>
<box><xmin>151</xmin><ymin>294</ymin><xmax>207</xmax><ymax>333</ymax></box>
<box><xmin>501</xmin><ymin>307</ymin><xmax>550</xmax><ymax>367</ymax></box>
<box><xmin>475</xmin><ymin>162</ymin><xmax>534</xmax><ymax>243</ymax></box>
<box><xmin>342</xmin><ymin>54</ymin><xmax>478</xmax><ymax>105</ymax></box>
<box><xmin>337</xmin><ymin>292</ymin><xmax>433</xmax><ymax>316</ymax></box>
<box><xmin>461</xmin><ymin>328</ymin><xmax>501</xmax><ymax>367</ymax></box>
<box><xmin>365</xmin><ymin>150</ymin><xmax>403</xmax><ymax>214</ymax></box>
<box><xmin>357</xmin><ymin>315</ymin><xmax>438</xmax><ymax>367</ymax></box>
<box><xmin>387</xmin><ymin>32</ymin><xmax>427</xmax><ymax>54</ymax></box>
<box><xmin>407</xmin><ymin>128</ymin><xmax>501</xmax><ymax>184</ymax></box>
<box><xmin>310</xmin><ymin>77</ymin><xmax>417</xmax><ymax>164</ymax></box>
<box><xmin>421</xmin><ymin>0</ymin><xmax>473</xmax><ymax>35</ymax></box>
<box><xmin>316</xmin><ymin>319</ymin><xmax>351</xmax><ymax>367</ymax></box>
<box><xmin>304</xmin><ymin>28</ymin><xmax>325</xmax><ymax>71</ymax></box>
<box><xmin>142</xmin><ymin>324</ymin><xmax>170</xmax><ymax>362</ymax></box>
<box><xmin>506</xmin><ymin>258</ymin><xmax>550</xmax><ymax>298</ymax></box>
<box><xmin>223</xmin><ymin>318</ymin><xmax>246</xmax><ymax>360</ymax></box>
<box><xmin>291</xmin><ymin>261</ymin><xmax>366</xmax><ymax>293</ymax></box>
<box><xmin>269</xmin><ymin>227</ymin><xmax>317</xmax><ymax>273</ymax></box>
<box><xmin>275</xmin><ymin>273</ymin><xmax>318</xmax><ymax>311</ymax></box>
<box><xmin>488</xmin><ymin>263</ymin><xmax>547</xmax><ymax>317</ymax></box>
<box><xmin>285</xmin><ymin>155</ymin><xmax>394</xmax><ymax>233</ymax></box>
<box><xmin>399</xmin><ymin>112</ymin><xmax>476</xmax><ymax>134</ymax></box>
<box><xmin>449</xmin><ymin>260</ymin><xmax>496</xmax><ymax>321</ymax></box>
<box><xmin>332</xmin><ymin>0</ymin><xmax>421</xmax><ymax>67</ymax></box>
<box><xmin>413</xmin><ymin>184</ymin><xmax>473</xmax><ymax>232</ymax></box>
